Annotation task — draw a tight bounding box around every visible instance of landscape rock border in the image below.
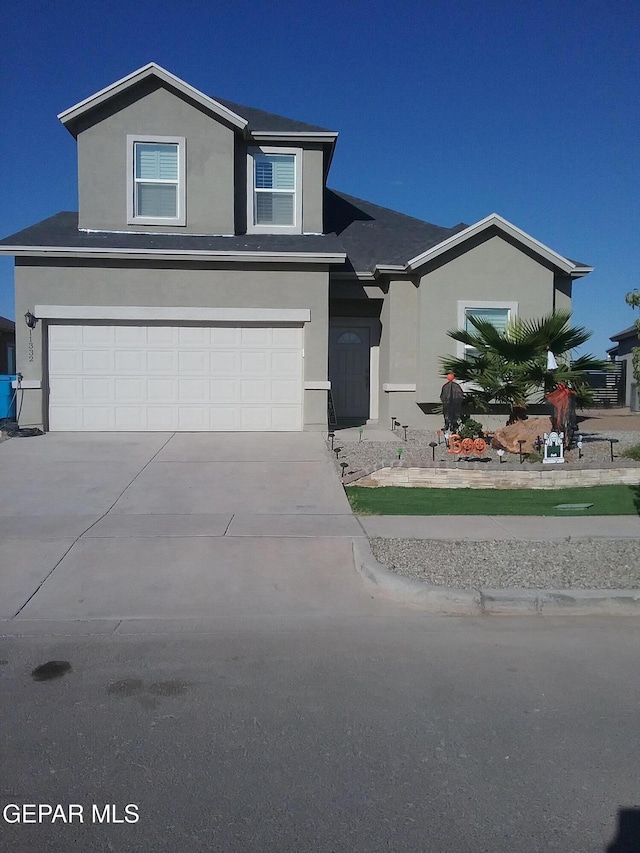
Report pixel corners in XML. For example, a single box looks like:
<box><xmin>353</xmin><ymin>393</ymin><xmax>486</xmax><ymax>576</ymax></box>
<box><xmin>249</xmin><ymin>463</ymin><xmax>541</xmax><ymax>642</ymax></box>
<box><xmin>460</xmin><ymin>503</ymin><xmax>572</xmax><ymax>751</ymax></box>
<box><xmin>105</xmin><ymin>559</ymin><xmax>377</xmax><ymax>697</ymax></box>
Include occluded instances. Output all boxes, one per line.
<box><xmin>352</xmin><ymin>539</ymin><xmax>640</xmax><ymax>616</ymax></box>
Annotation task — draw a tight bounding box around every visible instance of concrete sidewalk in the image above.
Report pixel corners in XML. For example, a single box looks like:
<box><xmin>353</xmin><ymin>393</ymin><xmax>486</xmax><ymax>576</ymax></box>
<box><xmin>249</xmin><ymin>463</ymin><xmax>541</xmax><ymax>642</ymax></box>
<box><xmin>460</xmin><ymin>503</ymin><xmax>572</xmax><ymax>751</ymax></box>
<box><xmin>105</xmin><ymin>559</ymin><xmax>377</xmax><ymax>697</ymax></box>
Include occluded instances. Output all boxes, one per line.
<box><xmin>358</xmin><ymin>514</ymin><xmax>640</xmax><ymax>540</ymax></box>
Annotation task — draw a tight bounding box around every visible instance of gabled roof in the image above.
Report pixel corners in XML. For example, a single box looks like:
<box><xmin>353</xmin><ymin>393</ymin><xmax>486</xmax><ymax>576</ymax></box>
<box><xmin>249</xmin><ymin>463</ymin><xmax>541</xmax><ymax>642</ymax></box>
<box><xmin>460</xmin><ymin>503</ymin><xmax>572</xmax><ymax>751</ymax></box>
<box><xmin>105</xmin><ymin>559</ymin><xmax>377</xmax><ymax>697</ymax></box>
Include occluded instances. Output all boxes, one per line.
<box><xmin>324</xmin><ymin>190</ymin><xmax>466</xmax><ymax>273</ymax></box>
<box><xmin>406</xmin><ymin>213</ymin><xmax>593</xmax><ymax>278</ymax></box>
<box><xmin>0</xmin><ymin>315</ymin><xmax>15</xmax><ymax>333</ymax></box>
<box><xmin>58</xmin><ymin>63</ymin><xmax>337</xmax><ymax>140</ymax></box>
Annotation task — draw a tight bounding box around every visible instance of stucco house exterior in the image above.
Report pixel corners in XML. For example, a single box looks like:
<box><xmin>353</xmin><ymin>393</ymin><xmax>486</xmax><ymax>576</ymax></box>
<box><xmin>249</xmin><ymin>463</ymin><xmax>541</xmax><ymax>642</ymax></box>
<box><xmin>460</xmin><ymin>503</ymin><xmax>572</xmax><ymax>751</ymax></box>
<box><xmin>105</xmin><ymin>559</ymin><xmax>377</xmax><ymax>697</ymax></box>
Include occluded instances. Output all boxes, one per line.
<box><xmin>0</xmin><ymin>63</ymin><xmax>593</xmax><ymax>432</ymax></box>
<box><xmin>608</xmin><ymin>325</ymin><xmax>640</xmax><ymax>411</ymax></box>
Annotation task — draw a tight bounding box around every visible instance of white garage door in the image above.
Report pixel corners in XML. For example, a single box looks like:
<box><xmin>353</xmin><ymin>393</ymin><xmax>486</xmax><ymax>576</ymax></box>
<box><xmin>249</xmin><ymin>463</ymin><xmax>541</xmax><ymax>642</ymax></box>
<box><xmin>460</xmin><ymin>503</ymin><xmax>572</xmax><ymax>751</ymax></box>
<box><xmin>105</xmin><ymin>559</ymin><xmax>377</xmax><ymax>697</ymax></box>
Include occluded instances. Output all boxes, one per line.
<box><xmin>48</xmin><ymin>324</ymin><xmax>303</xmax><ymax>431</ymax></box>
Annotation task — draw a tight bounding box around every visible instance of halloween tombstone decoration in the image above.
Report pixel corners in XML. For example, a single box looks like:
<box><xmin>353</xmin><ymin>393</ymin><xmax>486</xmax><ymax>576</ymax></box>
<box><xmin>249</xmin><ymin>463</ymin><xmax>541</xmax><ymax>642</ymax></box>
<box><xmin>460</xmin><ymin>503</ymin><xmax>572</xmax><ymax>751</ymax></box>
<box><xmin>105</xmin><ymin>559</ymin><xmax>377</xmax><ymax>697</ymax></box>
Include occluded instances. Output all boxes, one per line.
<box><xmin>440</xmin><ymin>373</ymin><xmax>464</xmax><ymax>432</ymax></box>
<box><xmin>545</xmin><ymin>382</ymin><xmax>577</xmax><ymax>447</ymax></box>
<box><xmin>543</xmin><ymin>431</ymin><xmax>565</xmax><ymax>464</ymax></box>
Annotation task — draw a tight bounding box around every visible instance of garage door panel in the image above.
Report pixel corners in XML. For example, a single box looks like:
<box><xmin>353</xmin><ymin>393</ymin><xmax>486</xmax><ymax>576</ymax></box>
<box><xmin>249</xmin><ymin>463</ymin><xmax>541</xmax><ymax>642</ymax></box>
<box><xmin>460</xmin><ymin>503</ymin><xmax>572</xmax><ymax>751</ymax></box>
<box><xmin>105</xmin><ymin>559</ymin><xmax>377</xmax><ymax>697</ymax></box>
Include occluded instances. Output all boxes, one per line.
<box><xmin>48</xmin><ymin>323</ymin><xmax>304</xmax><ymax>432</ymax></box>
<box><xmin>271</xmin><ymin>351</ymin><xmax>301</xmax><ymax>374</ymax></box>
<box><xmin>178</xmin><ymin>350</ymin><xmax>208</xmax><ymax>373</ymax></box>
<box><xmin>115</xmin><ymin>378</ymin><xmax>145</xmax><ymax>401</ymax></box>
<box><xmin>147</xmin><ymin>379</ymin><xmax>175</xmax><ymax>402</ymax></box>
<box><xmin>210</xmin><ymin>351</ymin><xmax>237</xmax><ymax>373</ymax></box>
<box><xmin>271</xmin><ymin>380</ymin><xmax>300</xmax><ymax>403</ymax></box>
<box><xmin>49</xmin><ymin>325</ymin><xmax>81</xmax><ymax>345</ymax></box>
<box><xmin>82</xmin><ymin>326</ymin><xmax>112</xmax><ymax>345</ymax></box>
<box><xmin>272</xmin><ymin>407</ymin><xmax>302</xmax><ymax>430</ymax></box>
<box><xmin>115</xmin><ymin>350</ymin><xmax>145</xmax><ymax>373</ymax></box>
<box><xmin>210</xmin><ymin>379</ymin><xmax>237</xmax><ymax>400</ymax></box>
<box><xmin>115</xmin><ymin>326</ymin><xmax>145</xmax><ymax>345</ymax></box>
<box><xmin>83</xmin><ymin>378</ymin><xmax>113</xmax><ymax>402</ymax></box>
<box><xmin>81</xmin><ymin>350</ymin><xmax>113</xmax><ymax>373</ymax></box>
<box><xmin>147</xmin><ymin>350</ymin><xmax>176</xmax><ymax>373</ymax></box>
<box><xmin>210</xmin><ymin>327</ymin><xmax>239</xmax><ymax>345</ymax></box>
<box><xmin>241</xmin><ymin>351</ymin><xmax>268</xmax><ymax>374</ymax></box>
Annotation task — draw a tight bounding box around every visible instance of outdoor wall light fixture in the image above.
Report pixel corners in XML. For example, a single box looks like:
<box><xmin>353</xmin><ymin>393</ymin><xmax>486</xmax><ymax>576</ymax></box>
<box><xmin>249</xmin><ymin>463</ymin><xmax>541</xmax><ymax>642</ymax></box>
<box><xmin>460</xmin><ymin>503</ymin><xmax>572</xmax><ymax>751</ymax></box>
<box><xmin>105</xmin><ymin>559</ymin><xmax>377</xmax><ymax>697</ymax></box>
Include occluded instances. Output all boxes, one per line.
<box><xmin>24</xmin><ymin>311</ymin><xmax>38</xmax><ymax>329</ymax></box>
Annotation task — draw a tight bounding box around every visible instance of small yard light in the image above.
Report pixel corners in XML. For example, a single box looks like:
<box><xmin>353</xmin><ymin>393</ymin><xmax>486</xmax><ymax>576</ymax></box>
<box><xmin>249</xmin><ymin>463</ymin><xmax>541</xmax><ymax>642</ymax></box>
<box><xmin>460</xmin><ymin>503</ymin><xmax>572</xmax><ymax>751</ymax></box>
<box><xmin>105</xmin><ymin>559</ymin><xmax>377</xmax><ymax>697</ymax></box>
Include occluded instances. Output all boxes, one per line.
<box><xmin>397</xmin><ymin>447</ymin><xmax>403</xmax><ymax>460</ymax></box>
<box><xmin>497</xmin><ymin>448</ymin><xmax>505</xmax><ymax>464</ymax></box>
<box><xmin>518</xmin><ymin>439</ymin><xmax>526</xmax><ymax>464</ymax></box>
<box><xmin>429</xmin><ymin>441</ymin><xmax>438</xmax><ymax>461</ymax></box>
<box><xmin>328</xmin><ymin>431</ymin><xmax>335</xmax><ymax>451</ymax></box>
<box><xmin>402</xmin><ymin>425</ymin><xmax>408</xmax><ymax>441</ymax></box>
<box><xmin>358</xmin><ymin>427</ymin><xmax>364</xmax><ymax>443</ymax></box>
<box><xmin>577</xmin><ymin>434</ymin><xmax>584</xmax><ymax>459</ymax></box>
<box><xmin>334</xmin><ymin>446</ymin><xmax>342</xmax><ymax>460</ymax></box>
<box><xmin>391</xmin><ymin>416</ymin><xmax>397</xmax><ymax>431</ymax></box>
<box><xmin>609</xmin><ymin>437</ymin><xmax>619</xmax><ymax>462</ymax></box>
<box><xmin>340</xmin><ymin>461</ymin><xmax>349</xmax><ymax>477</ymax></box>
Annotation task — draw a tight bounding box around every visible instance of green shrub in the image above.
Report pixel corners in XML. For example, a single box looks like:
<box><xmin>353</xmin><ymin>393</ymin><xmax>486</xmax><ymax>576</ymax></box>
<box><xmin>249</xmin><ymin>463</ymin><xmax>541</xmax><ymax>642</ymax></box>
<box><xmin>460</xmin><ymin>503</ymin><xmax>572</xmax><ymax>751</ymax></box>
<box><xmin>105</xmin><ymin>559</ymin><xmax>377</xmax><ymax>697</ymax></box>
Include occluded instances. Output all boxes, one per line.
<box><xmin>622</xmin><ymin>443</ymin><xmax>640</xmax><ymax>461</ymax></box>
<box><xmin>458</xmin><ymin>417</ymin><xmax>484</xmax><ymax>439</ymax></box>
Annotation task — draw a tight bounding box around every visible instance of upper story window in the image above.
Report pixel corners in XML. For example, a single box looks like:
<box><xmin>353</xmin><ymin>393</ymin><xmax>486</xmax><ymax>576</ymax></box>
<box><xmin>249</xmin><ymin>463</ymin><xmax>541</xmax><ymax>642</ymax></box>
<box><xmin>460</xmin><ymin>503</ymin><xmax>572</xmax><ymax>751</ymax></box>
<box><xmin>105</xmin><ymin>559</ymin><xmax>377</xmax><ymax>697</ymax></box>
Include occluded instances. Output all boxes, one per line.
<box><xmin>247</xmin><ymin>147</ymin><xmax>302</xmax><ymax>234</ymax></box>
<box><xmin>127</xmin><ymin>135</ymin><xmax>186</xmax><ymax>226</ymax></box>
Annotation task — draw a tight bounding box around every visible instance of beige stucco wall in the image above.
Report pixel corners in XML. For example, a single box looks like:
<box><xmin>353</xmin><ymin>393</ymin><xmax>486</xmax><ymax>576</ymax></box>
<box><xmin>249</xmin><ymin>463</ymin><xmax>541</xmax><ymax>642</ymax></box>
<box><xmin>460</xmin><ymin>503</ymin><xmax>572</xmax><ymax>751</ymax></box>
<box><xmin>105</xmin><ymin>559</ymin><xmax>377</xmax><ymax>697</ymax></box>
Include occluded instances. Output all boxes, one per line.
<box><xmin>77</xmin><ymin>84</ymin><xmax>236</xmax><ymax>234</ymax></box>
<box><xmin>15</xmin><ymin>260</ymin><xmax>329</xmax><ymax>430</ymax></box>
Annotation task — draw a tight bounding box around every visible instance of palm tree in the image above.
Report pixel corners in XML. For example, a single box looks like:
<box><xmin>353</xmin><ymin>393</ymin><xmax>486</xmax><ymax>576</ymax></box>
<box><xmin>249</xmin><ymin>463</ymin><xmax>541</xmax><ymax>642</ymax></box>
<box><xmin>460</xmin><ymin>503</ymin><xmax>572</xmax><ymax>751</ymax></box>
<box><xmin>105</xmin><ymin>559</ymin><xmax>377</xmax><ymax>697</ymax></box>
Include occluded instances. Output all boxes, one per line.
<box><xmin>440</xmin><ymin>310</ymin><xmax>607</xmax><ymax>424</ymax></box>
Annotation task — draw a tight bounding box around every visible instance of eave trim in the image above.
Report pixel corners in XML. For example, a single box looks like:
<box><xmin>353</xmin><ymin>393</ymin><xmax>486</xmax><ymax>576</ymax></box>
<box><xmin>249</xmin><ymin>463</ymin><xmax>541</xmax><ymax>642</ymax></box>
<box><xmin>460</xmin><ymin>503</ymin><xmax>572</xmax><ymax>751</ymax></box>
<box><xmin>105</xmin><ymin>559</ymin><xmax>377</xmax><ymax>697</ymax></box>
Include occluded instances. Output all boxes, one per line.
<box><xmin>0</xmin><ymin>245</ymin><xmax>346</xmax><ymax>264</ymax></box>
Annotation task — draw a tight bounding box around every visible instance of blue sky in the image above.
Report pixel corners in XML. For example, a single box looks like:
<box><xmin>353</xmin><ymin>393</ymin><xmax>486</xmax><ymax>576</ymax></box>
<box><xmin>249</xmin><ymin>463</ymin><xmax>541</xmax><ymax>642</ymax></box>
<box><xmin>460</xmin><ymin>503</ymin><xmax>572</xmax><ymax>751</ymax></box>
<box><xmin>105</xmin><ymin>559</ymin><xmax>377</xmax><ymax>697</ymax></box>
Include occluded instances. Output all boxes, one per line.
<box><xmin>1</xmin><ymin>0</ymin><xmax>638</xmax><ymax>356</ymax></box>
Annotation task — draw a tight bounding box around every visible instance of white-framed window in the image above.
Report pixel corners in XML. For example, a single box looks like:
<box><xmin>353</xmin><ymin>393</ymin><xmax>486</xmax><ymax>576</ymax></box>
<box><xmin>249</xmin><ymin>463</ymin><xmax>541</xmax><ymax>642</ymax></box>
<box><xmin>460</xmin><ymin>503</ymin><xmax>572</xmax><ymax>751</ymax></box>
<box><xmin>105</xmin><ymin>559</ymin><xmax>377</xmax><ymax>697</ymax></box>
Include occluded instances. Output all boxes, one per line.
<box><xmin>127</xmin><ymin>135</ymin><xmax>186</xmax><ymax>226</ymax></box>
<box><xmin>247</xmin><ymin>147</ymin><xmax>302</xmax><ymax>234</ymax></box>
<box><xmin>457</xmin><ymin>301</ymin><xmax>517</xmax><ymax>359</ymax></box>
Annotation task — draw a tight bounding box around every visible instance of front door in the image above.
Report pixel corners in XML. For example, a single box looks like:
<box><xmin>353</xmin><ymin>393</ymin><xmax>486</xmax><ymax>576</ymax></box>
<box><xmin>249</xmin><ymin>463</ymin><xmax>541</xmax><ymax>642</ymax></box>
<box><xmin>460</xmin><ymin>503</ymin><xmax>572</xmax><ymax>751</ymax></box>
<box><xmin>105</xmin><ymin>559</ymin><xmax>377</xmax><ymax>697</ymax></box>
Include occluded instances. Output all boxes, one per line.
<box><xmin>329</xmin><ymin>326</ymin><xmax>370</xmax><ymax>420</ymax></box>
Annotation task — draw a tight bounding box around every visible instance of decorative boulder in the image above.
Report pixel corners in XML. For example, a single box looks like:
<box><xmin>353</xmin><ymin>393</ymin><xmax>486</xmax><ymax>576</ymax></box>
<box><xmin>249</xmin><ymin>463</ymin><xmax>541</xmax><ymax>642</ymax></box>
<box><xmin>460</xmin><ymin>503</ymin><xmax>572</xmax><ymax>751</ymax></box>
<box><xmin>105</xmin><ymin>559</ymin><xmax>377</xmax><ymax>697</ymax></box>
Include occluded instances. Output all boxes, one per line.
<box><xmin>491</xmin><ymin>417</ymin><xmax>553</xmax><ymax>455</ymax></box>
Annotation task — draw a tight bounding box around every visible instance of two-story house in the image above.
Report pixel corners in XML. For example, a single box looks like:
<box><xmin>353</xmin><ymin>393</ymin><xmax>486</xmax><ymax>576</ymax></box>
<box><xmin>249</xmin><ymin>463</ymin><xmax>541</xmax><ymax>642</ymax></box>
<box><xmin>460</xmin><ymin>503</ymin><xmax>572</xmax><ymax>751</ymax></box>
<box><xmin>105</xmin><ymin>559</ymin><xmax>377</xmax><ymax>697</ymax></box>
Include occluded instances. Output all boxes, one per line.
<box><xmin>0</xmin><ymin>63</ymin><xmax>593</xmax><ymax>432</ymax></box>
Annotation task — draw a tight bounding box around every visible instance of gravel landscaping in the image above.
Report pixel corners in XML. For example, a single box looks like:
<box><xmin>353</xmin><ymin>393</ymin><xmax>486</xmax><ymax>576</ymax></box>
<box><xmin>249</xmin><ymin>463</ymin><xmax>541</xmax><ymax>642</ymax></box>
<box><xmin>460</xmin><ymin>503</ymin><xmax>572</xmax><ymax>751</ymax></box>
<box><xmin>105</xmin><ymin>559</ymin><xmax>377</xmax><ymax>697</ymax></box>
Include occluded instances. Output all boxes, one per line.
<box><xmin>336</xmin><ymin>419</ymin><xmax>640</xmax><ymax>590</ymax></box>
<box><xmin>333</xmin><ymin>428</ymin><xmax>640</xmax><ymax>477</ymax></box>
<box><xmin>370</xmin><ymin>537</ymin><xmax>640</xmax><ymax>589</ymax></box>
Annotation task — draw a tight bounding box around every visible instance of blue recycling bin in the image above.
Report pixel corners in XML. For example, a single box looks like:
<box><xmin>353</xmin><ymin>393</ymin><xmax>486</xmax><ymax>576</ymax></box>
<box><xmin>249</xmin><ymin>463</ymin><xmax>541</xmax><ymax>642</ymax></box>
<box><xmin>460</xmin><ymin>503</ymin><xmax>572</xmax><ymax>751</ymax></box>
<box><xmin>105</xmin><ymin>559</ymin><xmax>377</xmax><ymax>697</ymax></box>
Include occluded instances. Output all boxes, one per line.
<box><xmin>0</xmin><ymin>375</ymin><xmax>17</xmax><ymax>420</ymax></box>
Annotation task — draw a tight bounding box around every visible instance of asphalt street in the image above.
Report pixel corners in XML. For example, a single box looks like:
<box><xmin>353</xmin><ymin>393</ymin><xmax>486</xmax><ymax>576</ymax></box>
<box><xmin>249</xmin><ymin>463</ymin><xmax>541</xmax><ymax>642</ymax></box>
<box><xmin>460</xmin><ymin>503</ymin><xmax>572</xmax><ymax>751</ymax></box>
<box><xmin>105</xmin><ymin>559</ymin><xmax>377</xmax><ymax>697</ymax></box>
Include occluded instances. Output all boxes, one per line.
<box><xmin>2</xmin><ymin>614</ymin><xmax>639</xmax><ymax>853</ymax></box>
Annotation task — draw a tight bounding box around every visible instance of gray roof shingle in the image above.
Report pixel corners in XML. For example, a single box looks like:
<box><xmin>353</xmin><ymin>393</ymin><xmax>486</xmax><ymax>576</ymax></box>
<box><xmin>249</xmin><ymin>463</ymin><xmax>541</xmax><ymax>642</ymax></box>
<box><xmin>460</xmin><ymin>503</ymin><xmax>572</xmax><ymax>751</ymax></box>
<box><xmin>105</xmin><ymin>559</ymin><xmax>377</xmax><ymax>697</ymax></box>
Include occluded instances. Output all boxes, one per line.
<box><xmin>0</xmin><ymin>315</ymin><xmax>15</xmax><ymax>333</ymax></box>
<box><xmin>213</xmin><ymin>96</ymin><xmax>335</xmax><ymax>134</ymax></box>
<box><xmin>0</xmin><ymin>213</ymin><xmax>343</xmax><ymax>255</ymax></box>
<box><xmin>324</xmin><ymin>190</ymin><xmax>466</xmax><ymax>271</ymax></box>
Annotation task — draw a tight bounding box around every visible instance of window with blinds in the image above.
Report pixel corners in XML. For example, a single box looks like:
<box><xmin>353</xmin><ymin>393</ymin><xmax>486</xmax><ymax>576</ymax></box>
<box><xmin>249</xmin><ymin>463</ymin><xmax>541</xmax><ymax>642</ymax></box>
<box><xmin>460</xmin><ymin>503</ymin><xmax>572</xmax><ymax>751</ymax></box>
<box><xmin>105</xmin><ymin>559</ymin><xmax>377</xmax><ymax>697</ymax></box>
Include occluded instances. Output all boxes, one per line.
<box><xmin>253</xmin><ymin>153</ymin><xmax>296</xmax><ymax>226</ymax></box>
<box><xmin>134</xmin><ymin>142</ymin><xmax>179</xmax><ymax>218</ymax></box>
<box><xmin>464</xmin><ymin>307</ymin><xmax>510</xmax><ymax>357</ymax></box>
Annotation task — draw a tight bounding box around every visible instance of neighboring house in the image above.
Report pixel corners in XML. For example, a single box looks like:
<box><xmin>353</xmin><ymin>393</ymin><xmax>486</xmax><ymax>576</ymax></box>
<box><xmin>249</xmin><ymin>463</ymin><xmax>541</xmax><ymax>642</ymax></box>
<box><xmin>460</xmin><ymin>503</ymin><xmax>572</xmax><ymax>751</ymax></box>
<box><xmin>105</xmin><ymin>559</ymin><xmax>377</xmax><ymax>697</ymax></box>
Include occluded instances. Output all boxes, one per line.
<box><xmin>0</xmin><ymin>63</ymin><xmax>593</xmax><ymax>432</ymax></box>
<box><xmin>0</xmin><ymin>316</ymin><xmax>16</xmax><ymax>375</ymax></box>
<box><xmin>608</xmin><ymin>325</ymin><xmax>640</xmax><ymax>411</ymax></box>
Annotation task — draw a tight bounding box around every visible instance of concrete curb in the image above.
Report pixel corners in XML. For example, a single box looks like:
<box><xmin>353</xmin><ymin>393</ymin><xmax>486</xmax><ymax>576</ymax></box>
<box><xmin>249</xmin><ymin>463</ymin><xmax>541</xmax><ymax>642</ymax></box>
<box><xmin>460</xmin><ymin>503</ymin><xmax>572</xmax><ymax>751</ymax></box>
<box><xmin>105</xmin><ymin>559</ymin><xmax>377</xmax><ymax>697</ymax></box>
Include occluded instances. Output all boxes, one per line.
<box><xmin>352</xmin><ymin>539</ymin><xmax>640</xmax><ymax>616</ymax></box>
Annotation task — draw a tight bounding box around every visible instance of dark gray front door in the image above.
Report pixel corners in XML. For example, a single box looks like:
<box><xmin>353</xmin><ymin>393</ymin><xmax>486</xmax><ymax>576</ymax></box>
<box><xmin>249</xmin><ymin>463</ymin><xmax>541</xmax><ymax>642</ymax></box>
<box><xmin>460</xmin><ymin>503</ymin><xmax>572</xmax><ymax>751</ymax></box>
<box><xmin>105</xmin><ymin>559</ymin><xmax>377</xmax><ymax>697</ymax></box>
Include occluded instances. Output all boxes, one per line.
<box><xmin>329</xmin><ymin>326</ymin><xmax>370</xmax><ymax>420</ymax></box>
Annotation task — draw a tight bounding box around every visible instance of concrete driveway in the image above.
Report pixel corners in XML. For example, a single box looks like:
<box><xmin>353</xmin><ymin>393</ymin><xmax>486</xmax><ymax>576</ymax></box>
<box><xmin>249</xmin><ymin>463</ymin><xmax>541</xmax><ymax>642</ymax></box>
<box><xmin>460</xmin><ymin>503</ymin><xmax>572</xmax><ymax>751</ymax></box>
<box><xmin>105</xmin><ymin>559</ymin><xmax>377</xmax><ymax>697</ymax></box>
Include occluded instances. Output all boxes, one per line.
<box><xmin>0</xmin><ymin>433</ymin><xmax>373</xmax><ymax>628</ymax></box>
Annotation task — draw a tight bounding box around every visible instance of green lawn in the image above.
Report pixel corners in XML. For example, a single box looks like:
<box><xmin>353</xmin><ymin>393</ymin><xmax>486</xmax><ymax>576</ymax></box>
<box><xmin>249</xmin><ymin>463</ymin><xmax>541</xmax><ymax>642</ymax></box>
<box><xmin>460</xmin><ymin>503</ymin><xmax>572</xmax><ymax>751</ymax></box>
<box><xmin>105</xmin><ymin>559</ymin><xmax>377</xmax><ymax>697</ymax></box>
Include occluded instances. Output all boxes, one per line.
<box><xmin>346</xmin><ymin>485</ymin><xmax>640</xmax><ymax>516</ymax></box>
